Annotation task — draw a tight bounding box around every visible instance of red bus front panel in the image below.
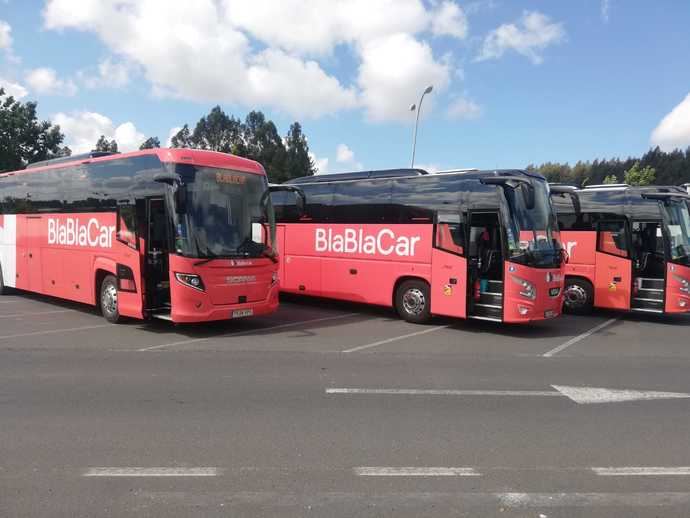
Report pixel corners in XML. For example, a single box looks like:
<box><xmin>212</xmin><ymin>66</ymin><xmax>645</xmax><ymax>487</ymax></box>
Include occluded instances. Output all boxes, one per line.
<box><xmin>666</xmin><ymin>262</ymin><xmax>690</xmax><ymax>313</ymax></box>
<box><xmin>168</xmin><ymin>254</ymin><xmax>279</xmax><ymax>323</ymax></box>
<box><xmin>503</xmin><ymin>262</ymin><xmax>564</xmax><ymax>323</ymax></box>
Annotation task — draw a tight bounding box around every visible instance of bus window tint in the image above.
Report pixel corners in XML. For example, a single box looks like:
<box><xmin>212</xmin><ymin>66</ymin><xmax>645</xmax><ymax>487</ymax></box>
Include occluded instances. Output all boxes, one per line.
<box><xmin>435</xmin><ymin>213</ymin><xmax>464</xmax><ymax>255</ymax></box>
<box><xmin>332</xmin><ymin>180</ymin><xmax>392</xmax><ymax>223</ymax></box>
<box><xmin>302</xmin><ymin>184</ymin><xmax>334</xmax><ymax>222</ymax></box>
<box><xmin>660</xmin><ymin>200</ymin><xmax>690</xmax><ymax>264</ymax></box>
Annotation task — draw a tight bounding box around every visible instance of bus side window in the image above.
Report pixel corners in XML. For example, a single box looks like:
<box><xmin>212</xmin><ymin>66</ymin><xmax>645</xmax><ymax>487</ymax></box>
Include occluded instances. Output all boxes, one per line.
<box><xmin>117</xmin><ymin>203</ymin><xmax>138</xmax><ymax>249</ymax></box>
<box><xmin>597</xmin><ymin>220</ymin><xmax>628</xmax><ymax>258</ymax></box>
<box><xmin>436</xmin><ymin>213</ymin><xmax>464</xmax><ymax>255</ymax></box>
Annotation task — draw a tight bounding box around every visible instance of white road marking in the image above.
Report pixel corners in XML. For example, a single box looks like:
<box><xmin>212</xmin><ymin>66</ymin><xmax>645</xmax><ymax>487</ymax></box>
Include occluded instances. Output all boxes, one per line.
<box><xmin>0</xmin><ymin>309</ymin><xmax>73</xmax><ymax>319</ymax></box>
<box><xmin>593</xmin><ymin>467</ymin><xmax>690</xmax><ymax>476</ymax></box>
<box><xmin>354</xmin><ymin>467</ymin><xmax>481</xmax><ymax>477</ymax></box>
<box><xmin>552</xmin><ymin>385</ymin><xmax>690</xmax><ymax>404</ymax></box>
<box><xmin>0</xmin><ymin>324</ymin><xmax>112</xmax><ymax>340</ymax></box>
<box><xmin>137</xmin><ymin>313</ymin><xmax>360</xmax><ymax>352</ymax></box>
<box><xmin>327</xmin><ymin>388</ymin><xmax>559</xmax><ymax>397</ymax></box>
<box><xmin>327</xmin><ymin>385</ymin><xmax>690</xmax><ymax>404</ymax></box>
<box><xmin>542</xmin><ymin>318</ymin><xmax>619</xmax><ymax>357</ymax></box>
<box><xmin>342</xmin><ymin>325</ymin><xmax>449</xmax><ymax>353</ymax></box>
<box><xmin>83</xmin><ymin>467</ymin><xmax>220</xmax><ymax>477</ymax></box>
<box><xmin>499</xmin><ymin>492</ymin><xmax>690</xmax><ymax>508</ymax></box>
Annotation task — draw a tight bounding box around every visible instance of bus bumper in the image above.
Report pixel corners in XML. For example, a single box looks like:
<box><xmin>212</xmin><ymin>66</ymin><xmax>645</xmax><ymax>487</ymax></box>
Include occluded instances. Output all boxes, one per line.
<box><xmin>503</xmin><ymin>262</ymin><xmax>565</xmax><ymax>323</ymax></box>
<box><xmin>170</xmin><ymin>283</ymin><xmax>280</xmax><ymax>323</ymax></box>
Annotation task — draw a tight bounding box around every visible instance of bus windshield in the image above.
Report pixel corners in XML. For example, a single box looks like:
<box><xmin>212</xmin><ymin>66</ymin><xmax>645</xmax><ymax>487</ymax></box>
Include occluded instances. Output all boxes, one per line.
<box><xmin>660</xmin><ymin>199</ymin><xmax>690</xmax><ymax>266</ymax></box>
<box><xmin>503</xmin><ymin>179</ymin><xmax>562</xmax><ymax>268</ymax></box>
<box><xmin>172</xmin><ymin>165</ymin><xmax>275</xmax><ymax>260</ymax></box>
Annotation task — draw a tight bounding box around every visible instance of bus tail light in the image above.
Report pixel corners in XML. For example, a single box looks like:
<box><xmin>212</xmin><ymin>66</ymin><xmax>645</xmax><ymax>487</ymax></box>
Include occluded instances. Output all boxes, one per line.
<box><xmin>175</xmin><ymin>273</ymin><xmax>205</xmax><ymax>292</ymax></box>
<box><xmin>511</xmin><ymin>275</ymin><xmax>536</xmax><ymax>300</ymax></box>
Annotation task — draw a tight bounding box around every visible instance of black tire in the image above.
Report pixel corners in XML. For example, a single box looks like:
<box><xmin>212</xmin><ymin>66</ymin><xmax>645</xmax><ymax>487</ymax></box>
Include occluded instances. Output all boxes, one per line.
<box><xmin>0</xmin><ymin>264</ymin><xmax>9</xmax><ymax>295</ymax></box>
<box><xmin>395</xmin><ymin>279</ymin><xmax>432</xmax><ymax>324</ymax></box>
<box><xmin>99</xmin><ymin>274</ymin><xmax>122</xmax><ymax>324</ymax></box>
<box><xmin>563</xmin><ymin>278</ymin><xmax>594</xmax><ymax>315</ymax></box>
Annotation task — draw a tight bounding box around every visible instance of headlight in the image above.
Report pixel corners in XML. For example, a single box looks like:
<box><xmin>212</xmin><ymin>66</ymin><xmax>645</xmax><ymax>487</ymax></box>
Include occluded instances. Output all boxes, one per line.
<box><xmin>674</xmin><ymin>275</ymin><xmax>690</xmax><ymax>293</ymax></box>
<box><xmin>511</xmin><ymin>275</ymin><xmax>536</xmax><ymax>300</ymax></box>
<box><xmin>175</xmin><ymin>272</ymin><xmax>205</xmax><ymax>291</ymax></box>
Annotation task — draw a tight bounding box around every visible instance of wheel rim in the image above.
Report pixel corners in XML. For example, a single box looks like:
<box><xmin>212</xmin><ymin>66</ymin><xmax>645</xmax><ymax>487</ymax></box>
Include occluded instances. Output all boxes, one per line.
<box><xmin>402</xmin><ymin>288</ymin><xmax>426</xmax><ymax>316</ymax></box>
<box><xmin>564</xmin><ymin>284</ymin><xmax>588</xmax><ymax>310</ymax></box>
<box><xmin>102</xmin><ymin>282</ymin><xmax>118</xmax><ymax>316</ymax></box>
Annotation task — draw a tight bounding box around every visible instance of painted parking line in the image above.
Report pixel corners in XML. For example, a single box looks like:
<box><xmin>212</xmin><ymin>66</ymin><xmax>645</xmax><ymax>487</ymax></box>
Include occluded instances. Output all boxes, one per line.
<box><xmin>0</xmin><ymin>309</ymin><xmax>74</xmax><ymax>319</ymax></box>
<box><xmin>83</xmin><ymin>467</ymin><xmax>220</xmax><ymax>477</ymax></box>
<box><xmin>593</xmin><ymin>467</ymin><xmax>690</xmax><ymax>476</ymax></box>
<box><xmin>542</xmin><ymin>318</ymin><xmax>619</xmax><ymax>357</ymax></box>
<box><xmin>137</xmin><ymin>313</ymin><xmax>361</xmax><ymax>352</ymax></box>
<box><xmin>354</xmin><ymin>467</ymin><xmax>481</xmax><ymax>477</ymax></box>
<box><xmin>0</xmin><ymin>324</ymin><xmax>113</xmax><ymax>340</ymax></box>
<box><xmin>342</xmin><ymin>325</ymin><xmax>450</xmax><ymax>353</ymax></box>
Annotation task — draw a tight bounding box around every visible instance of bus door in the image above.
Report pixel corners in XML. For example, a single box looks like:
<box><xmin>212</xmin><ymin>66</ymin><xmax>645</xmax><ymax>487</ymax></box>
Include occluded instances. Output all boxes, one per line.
<box><xmin>115</xmin><ymin>201</ymin><xmax>144</xmax><ymax>319</ymax></box>
<box><xmin>594</xmin><ymin>220</ymin><xmax>632</xmax><ymax>310</ymax></box>
<box><xmin>630</xmin><ymin>220</ymin><xmax>666</xmax><ymax>312</ymax></box>
<box><xmin>431</xmin><ymin>213</ymin><xmax>467</xmax><ymax>318</ymax></box>
<box><xmin>145</xmin><ymin>198</ymin><xmax>171</xmax><ymax>311</ymax></box>
<box><xmin>466</xmin><ymin>211</ymin><xmax>504</xmax><ymax>321</ymax></box>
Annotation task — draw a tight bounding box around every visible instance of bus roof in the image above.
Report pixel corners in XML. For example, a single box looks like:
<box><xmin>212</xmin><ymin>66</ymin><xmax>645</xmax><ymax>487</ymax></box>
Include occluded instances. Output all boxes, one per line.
<box><xmin>287</xmin><ymin>168</ymin><xmax>544</xmax><ymax>185</ymax></box>
<box><xmin>0</xmin><ymin>148</ymin><xmax>266</xmax><ymax>178</ymax></box>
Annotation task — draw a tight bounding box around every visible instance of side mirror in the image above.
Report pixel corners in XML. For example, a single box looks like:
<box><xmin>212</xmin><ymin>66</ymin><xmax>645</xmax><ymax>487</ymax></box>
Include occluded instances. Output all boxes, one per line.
<box><xmin>153</xmin><ymin>172</ymin><xmax>182</xmax><ymax>185</ymax></box>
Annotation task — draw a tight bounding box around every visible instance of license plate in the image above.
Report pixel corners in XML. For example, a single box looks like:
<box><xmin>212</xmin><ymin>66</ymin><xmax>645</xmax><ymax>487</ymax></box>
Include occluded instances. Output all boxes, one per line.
<box><xmin>549</xmin><ymin>287</ymin><xmax>560</xmax><ymax>297</ymax></box>
<box><xmin>232</xmin><ymin>309</ymin><xmax>254</xmax><ymax>318</ymax></box>
<box><xmin>544</xmin><ymin>310</ymin><xmax>557</xmax><ymax>319</ymax></box>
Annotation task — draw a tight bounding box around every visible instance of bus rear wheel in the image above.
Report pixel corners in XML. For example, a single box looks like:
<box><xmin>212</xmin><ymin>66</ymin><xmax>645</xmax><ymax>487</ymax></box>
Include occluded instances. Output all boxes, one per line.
<box><xmin>563</xmin><ymin>278</ymin><xmax>594</xmax><ymax>315</ymax></box>
<box><xmin>100</xmin><ymin>275</ymin><xmax>122</xmax><ymax>324</ymax></box>
<box><xmin>395</xmin><ymin>279</ymin><xmax>431</xmax><ymax>324</ymax></box>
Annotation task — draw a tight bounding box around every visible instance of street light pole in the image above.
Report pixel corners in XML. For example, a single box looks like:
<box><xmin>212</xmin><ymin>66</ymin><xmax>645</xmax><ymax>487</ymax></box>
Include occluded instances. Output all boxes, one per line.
<box><xmin>410</xmin><ymin>85</ymin><xmax>433</xmax><ymax>168</ymax></box>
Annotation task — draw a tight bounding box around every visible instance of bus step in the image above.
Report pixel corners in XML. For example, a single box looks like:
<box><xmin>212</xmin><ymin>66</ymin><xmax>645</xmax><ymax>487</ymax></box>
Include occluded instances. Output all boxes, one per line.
<box><xmin>152</xmin><ymin>311</ymin><xmax>173</xmax><ymax>321</ymax></box>
<box><xmin>471</xmin><ymin>303</ymin><xmax>503</xmax><ymax>320</ymax></box>
<box><xmin>479</xmin><ymin>291</ymin><xmax>503</xmax><ymax>306</ymax></box>
<box><xmin>636</xmin><ymin>277</ymin><xmax>665</xmax><ymax>291</ymax></box>
<box><xmin>636</xmin><ymin>288</ymin><xmax>665</xmax><ymax>301</ymax></box>
<box><xmin>631</xmin><ymin>297</ymin><xmax>664</xmax><ymax>312</ymax></box>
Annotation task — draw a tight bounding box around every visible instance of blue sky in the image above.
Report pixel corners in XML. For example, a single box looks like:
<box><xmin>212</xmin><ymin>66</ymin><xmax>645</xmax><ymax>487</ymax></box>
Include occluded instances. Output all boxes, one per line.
<box><xmin>1</xmin><ymin>0</ymin><xmax>689</xmax><ymax>173</ymax></box>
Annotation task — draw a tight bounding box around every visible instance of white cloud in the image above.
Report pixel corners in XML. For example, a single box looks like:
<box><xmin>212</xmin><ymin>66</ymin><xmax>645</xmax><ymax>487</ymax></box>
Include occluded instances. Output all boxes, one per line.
<box><xmin>431</xmin><ymin>1</ymin><xmax>468</xmax><ymax>39</ymax></box>
<box><xmin>166</xmin><ymin>126</ymin><xmax>182</xmax><ymax>147</ymax></box>
<box><xmin>358</xmin><ymin>33</ymin><xmax>450</xmax><ymax>121</ymax></box>
<box><xmin>447</xmin><ymin>96</ymin><xmax>482</xmax><ymax>120</ymax></box>
<box><xmin>309</xmin><ymin>152</ymin><xmax>329</xmax><ymax>174</ymax></box>
<box><xmin>43</xmin><ymin>0</ymin><xmax>464</xmax><ymax>121</ymax></box>
<box><xmin>25</xmin><ymin>67</ymin><xmax>78</xmax><ymax>96</ymax></box>
<box><xmin>80</xmin><ymin>58</ymin><xmax>131</xmax><ymax>89</ymax></box>
<box><xmin>601</xmin><ymin>0</ymin><xmax>611</xmax><ymax>23</ymax></box>
<box><xmin>0</xmin><ymin>20</ymin><xmax>11</xmax><ymax>50</ymax></box>
<box><xmin>336</xmin><ymin>143</ymin><xmax>355</xmax><ymax>163</ymax></box>
<box><xmin>52</xmin><ymin>111</ymin><xmax>145</xmax><ymax>153</ymax></box>
<box><xmin>477</xmin><ymin>11</ymin><xmax>565</xmax><ymax>65</ymax></box>
<box><xmin>650</xmin><ymin>93</ymin><xmax>690</xmax><ymax>152</ymax></box>
<box><xmin>0</xmin><ymin>77</ymin><xmax>28</xmax><ymax>99</ymax></box>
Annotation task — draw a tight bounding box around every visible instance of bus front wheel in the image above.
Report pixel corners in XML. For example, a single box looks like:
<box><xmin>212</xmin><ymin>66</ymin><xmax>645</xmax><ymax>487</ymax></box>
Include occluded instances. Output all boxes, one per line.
<box><xmin>100</xmin><ymin>275</ymin><xmax>122</xmax><ymax>324</ymax></box>
<box><xmin>395</xmin><ymin>279</ymin><xmax>431</xmax><ymax>324</ymax></box>
<box><xmin>563</xmin><ymin>278</ymin><xmax>594</xmax><ymax>315</ymax></box>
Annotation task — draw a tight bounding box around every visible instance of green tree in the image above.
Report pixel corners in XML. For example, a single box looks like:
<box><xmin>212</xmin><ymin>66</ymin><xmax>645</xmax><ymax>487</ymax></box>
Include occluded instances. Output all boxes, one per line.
<box><xmin>139</xmin><ymin>136</ymin><xmax>161</xmax><ymax>150</ymax></box>
<box><xmin>170</xmin><ymin>124</ymin><xmax>193</xmax><ymax>148</ymax></box>
<box><xmin>603</xmin><ymin>174</ymin><xmax>619</xmax><ymax>184</ymax></box>
<box><xmin>242</xmin><ymin>110</ymin><xmax>286</xmax><ymax>182</ymax></box>
<box><xmin>283</xmin><ymin>122</ymin><xmax>315</xmax><ymax>181</ymax></box>
<box><xmin>94</xmin><ymin>135</ymin><xmax>118</xmax><ymax>153</ymax></box>
<box><xmin>191</xmin><ymin>106</ymin><xmax>244</xmax><ymax>153</ymax></box>
<box><xmin>624</xmin><ymin>161</ymin><xmax>656</xmax><ymax>186</ymax></box>
<box><xmin>0</xmin><ymin>87</ymin><xmax>70</xmax><ymax>171</ymax></box>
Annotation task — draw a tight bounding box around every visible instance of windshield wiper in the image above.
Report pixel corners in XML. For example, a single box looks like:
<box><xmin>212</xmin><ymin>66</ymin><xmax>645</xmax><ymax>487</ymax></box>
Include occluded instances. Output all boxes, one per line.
<box><xmin>194</xmin><ymin>252</ymin><xmax>221</xmax><ymax>267</ymax></box>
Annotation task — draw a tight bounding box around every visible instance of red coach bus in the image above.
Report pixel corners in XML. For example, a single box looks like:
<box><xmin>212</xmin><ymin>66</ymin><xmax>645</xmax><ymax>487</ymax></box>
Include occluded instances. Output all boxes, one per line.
<box><xmin>272</xmin><ymin>168</ymin><xmax>566</xmax><ymax>324</ymax></box>
<box><xmin>0</xmin><ymin>148</ymin><xmax>286</xmax><ymax>324</ymax></box>
<box><xmin>551</xmin><ymin>184</ymin><xmax>690</xmax><ymax>315</ymax></box>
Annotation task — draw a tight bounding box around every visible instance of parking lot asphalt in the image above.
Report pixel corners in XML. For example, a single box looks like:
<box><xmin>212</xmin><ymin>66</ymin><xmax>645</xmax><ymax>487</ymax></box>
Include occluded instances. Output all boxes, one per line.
<box><xmin>2</xmin><ymin>291</ymin><xmax>690</xmax><ymax>517</ymax></box>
